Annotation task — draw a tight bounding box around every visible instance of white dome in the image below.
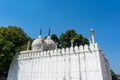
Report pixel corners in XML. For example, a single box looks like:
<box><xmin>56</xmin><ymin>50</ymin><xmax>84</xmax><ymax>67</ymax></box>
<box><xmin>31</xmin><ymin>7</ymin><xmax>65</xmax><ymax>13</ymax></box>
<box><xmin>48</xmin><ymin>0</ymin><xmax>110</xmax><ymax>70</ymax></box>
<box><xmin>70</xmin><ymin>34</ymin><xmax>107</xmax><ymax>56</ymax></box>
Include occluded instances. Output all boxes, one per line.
<box><xmin>32</xmin><ymin>35</ymin><xmax>47</xmax><ymax>51</ymax></box>
<box><xmin>45</xmin><ymin>36</ymin><xmax>56</xmax><ymax>50</ymax></box>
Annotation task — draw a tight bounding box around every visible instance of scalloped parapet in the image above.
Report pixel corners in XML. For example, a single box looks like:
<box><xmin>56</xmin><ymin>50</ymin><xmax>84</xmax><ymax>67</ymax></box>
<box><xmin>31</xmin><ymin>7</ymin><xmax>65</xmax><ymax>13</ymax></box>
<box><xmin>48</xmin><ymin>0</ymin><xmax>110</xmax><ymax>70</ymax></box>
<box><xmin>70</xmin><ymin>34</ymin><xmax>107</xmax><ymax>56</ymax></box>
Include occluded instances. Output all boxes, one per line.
<box><xmin>16</xmin><ymin>43</ymin><xmax>100</xmax><ymax>60</ymax></box>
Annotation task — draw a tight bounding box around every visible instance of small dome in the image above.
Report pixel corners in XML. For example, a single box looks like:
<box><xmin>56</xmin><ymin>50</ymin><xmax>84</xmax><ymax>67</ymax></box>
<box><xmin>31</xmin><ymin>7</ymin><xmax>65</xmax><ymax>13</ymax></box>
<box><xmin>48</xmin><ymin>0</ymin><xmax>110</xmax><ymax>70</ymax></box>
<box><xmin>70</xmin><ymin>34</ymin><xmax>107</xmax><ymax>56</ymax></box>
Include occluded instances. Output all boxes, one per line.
<box><xmin>32</xmin><ymin>35</ymin><xmax>47</xmax><ymax>51</ymax></box>
<box><xmin>45</xmin><ymin>36</ymin><xmax>56</xmax><ymax>50</ymax></box>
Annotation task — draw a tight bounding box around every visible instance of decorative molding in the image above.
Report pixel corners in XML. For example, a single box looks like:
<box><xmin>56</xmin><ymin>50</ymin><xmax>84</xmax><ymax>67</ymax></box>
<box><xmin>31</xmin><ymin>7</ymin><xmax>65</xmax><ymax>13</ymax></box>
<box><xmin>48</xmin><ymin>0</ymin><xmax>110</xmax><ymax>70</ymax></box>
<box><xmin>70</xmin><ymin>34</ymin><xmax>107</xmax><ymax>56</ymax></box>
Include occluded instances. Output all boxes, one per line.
<box><xmin>16</xmin><ymin>43</ymin><xmax>100</xmax><ymax>60</ymax></box>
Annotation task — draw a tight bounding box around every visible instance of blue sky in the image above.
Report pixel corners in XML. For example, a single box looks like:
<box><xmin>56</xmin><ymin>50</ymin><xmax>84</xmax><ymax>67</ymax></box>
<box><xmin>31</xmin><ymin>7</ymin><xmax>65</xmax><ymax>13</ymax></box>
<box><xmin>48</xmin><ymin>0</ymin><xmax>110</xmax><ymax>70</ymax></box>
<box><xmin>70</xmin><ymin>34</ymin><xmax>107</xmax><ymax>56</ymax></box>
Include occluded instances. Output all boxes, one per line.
<box><xmin>0</xmin><ymin>0</ymin><xmax>120</xmax><ymax>74</ymax></box>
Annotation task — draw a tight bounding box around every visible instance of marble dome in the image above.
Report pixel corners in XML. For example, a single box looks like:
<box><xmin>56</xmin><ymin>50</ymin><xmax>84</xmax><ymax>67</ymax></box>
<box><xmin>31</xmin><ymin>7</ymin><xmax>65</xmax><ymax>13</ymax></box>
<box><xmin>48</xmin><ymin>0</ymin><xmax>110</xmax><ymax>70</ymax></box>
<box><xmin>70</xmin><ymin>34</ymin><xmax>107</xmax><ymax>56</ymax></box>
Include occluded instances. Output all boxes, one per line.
<box><xmin>45</xmin><ymin>36</ymin><xmax>56</xmax><ymax>50</ymax></box>
<box><xmin>32</xmin><ymin>35</ymin><xmax>47</xmax><ymax>51</ymax></box>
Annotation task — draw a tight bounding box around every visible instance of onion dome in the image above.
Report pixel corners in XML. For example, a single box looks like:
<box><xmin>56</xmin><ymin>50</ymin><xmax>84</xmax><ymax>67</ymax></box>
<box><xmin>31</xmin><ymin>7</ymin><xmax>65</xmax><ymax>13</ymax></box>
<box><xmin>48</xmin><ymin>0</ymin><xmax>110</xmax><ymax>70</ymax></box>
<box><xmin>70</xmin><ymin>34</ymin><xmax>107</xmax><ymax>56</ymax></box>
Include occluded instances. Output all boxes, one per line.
<box><xmin>32</xmin><ymin>35</ymin><xmax>42</xmax><ymax>50</ymax></box>
<box><xmin>44</xmin><ymin>28</ymin><xmax>56</xmax><ymax>50</ymax></box>
<box><xmin>32</xmin><ymin>29</ymin><xmax>47</xmax><ymax>51</ymax></box>
<box><xmin>44</xmin><ymin>36</ymin><xmax>56</xmax><ymax>50</ymax></box>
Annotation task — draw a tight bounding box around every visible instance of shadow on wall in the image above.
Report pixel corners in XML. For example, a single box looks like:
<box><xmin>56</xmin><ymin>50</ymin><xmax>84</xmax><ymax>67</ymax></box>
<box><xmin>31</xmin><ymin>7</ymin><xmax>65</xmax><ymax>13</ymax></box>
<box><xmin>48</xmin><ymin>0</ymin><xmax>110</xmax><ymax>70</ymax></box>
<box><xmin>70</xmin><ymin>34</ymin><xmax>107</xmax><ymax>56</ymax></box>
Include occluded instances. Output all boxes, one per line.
<box><xmin>0</xmin><ymin>77</ymin><xmax>7</xmax><ymax>80</ymax></box>
<box><xmin>7</xmin><ymin>55</ymin><xmax>20</xmax><ymax>80</ymax></box>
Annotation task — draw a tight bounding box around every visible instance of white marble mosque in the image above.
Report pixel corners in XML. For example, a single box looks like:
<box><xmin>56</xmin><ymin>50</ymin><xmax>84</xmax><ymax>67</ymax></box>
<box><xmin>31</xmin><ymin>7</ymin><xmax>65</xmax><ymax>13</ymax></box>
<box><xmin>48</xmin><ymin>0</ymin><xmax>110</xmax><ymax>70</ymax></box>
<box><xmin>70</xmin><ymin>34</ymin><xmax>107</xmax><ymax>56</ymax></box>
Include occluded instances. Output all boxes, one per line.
<box><xmin>7</xmin><ymin>29</ymin><xmax>112</xmax><ymax>80</ymax></box>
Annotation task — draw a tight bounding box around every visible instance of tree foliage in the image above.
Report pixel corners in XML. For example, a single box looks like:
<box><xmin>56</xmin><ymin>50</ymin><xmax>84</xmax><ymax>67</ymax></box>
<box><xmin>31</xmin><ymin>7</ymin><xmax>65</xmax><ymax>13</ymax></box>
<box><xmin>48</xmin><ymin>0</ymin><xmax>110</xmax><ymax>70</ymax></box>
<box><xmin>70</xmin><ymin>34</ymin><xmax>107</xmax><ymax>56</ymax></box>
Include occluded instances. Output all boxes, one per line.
<box><xmin>59</xmin><ymin>29</ymin><xmax>89</xmax><ymax>48</ymax></box>
<box><xmin>51</xmin><ymin>34</ymin><xmax>59</xmax><ymax>42</ymax></box>
<box><xmin>111</xmin><ymin>70</ymin><xmax>118</xmax><ymax>80</ymax></box>
<box><xmin>0</xmin><ymin>26</ymin><xmax>32</xmax><ymax>77</ymax></box>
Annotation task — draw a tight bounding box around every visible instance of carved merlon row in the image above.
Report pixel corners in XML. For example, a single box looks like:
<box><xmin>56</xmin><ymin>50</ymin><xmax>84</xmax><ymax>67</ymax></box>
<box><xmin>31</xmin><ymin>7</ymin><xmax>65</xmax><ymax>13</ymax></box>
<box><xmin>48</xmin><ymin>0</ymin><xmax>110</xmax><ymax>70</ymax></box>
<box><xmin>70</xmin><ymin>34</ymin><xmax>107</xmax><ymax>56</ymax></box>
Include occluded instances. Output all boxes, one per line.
<box><xmin>16</xmin><ymin>43</ymin><xmax>100</xmax><ymax>60</ymax></box>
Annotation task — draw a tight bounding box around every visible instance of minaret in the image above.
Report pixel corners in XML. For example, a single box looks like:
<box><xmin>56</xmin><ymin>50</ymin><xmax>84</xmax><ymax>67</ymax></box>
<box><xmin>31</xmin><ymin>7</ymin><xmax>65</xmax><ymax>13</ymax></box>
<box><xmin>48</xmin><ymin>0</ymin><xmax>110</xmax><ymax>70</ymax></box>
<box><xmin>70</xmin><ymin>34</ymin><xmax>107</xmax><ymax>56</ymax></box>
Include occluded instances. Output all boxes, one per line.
<box><xmin>90</xmin><ymin>28</ymin><xmax>95</xmax><ymax>44</ymax></box>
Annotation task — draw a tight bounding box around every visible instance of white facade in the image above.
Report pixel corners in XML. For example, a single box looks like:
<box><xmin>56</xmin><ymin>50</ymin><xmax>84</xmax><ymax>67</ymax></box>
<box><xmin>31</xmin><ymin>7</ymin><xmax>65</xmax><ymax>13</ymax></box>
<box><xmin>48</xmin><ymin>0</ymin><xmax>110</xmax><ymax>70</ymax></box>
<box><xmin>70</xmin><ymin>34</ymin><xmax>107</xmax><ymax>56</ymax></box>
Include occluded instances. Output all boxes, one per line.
<box><xmin>7</xmin><ymin>43</ymin><xmax>112</xmax><ymax>80</ymax></box>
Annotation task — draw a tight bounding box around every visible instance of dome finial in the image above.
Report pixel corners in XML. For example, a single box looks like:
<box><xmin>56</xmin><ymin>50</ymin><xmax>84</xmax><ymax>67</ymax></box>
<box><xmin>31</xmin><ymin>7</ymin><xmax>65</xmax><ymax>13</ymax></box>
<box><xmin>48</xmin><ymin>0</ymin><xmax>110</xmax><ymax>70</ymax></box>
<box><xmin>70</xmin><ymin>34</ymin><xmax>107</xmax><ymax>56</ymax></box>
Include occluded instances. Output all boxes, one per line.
<box><xmin>48</xmin><ymin>28</ymin><xmax>51</xmax><ymax>36</ymax></box>
<box><xmin>40</xmin><ymin>28</ymin><xmax>42</xmax><ymax>35</ymax></box>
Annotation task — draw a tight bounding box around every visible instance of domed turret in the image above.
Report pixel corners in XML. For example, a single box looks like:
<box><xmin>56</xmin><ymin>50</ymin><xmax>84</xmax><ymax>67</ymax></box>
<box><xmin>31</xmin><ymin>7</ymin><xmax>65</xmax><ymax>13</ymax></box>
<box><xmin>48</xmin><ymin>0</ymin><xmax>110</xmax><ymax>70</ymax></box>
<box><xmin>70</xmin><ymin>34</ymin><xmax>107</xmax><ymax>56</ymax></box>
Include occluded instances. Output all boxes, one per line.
<box><xmin>32</xmin><ymin>29</ymin><xmax>47</xmax><ymax>51</ymax></box>
<box><xmin>45</xmin><ymin>36</ymin><xmax>56</xmax><ymax>50</ymax></box>
<box><xmin>32</xmin><ymin>35</ymin><xmax>42</xmax><ymax>50</ymax></box>
<box><xmin>44</xmin><ymin>28</ymin><xmax>56</xmax><ymax>50</ymax></box>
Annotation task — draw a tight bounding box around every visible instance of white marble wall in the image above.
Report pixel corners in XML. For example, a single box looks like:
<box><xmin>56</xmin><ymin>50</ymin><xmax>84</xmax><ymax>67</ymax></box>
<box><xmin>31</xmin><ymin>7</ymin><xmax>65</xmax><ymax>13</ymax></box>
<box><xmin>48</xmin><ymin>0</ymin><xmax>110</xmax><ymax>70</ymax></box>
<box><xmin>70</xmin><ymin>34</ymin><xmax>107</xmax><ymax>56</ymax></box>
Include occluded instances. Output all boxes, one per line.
<box><xmin>7</xmin><ymin>43</ymin><xmax>112</xmax><ymax>80</ymax></box>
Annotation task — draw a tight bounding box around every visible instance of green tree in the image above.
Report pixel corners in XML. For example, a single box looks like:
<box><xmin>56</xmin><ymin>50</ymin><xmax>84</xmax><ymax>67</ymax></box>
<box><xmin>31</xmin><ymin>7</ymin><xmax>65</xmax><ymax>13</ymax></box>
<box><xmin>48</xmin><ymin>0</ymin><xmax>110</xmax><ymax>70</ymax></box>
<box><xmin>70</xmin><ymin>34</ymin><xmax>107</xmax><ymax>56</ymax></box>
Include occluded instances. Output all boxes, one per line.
<box><xmin>0</xmin><ymin>26</ymin><xmax>32</xmax><ymax>77</ymax></box>
<box><xmin>51</xmin><ymin>34</ymin><xmax>59</xmax><ymax>42</ymax></box>
<box><xmin>117</xmin><ymin>74</ymin><xmax>120</xmax><ymax>80</ymax></box>
<box><xmin>51</xmin><ymin>34</ymin><xmax>60</xmax><ymax>48</ymax></box>
<box><xmin>59</xmin><ymin>29</ymin><xmax>89</xmax><ymax>48</ymax></box>
<box><xmin>111</xmin><ymin>70</ymin><xmax>118</xmax><ymax>80</ymax></box>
